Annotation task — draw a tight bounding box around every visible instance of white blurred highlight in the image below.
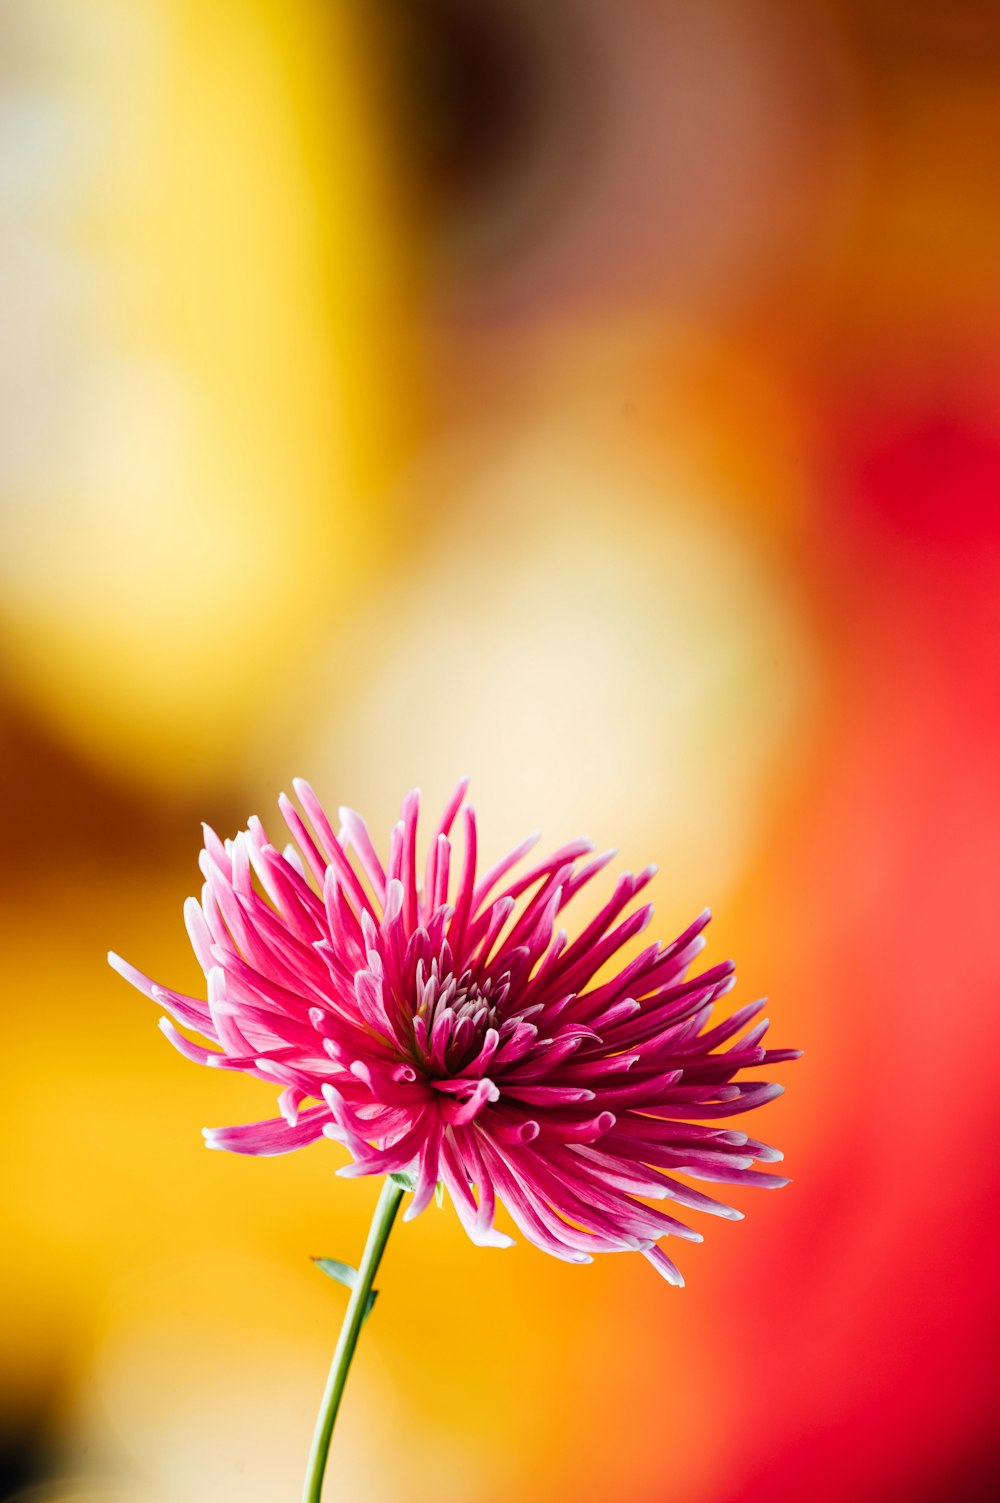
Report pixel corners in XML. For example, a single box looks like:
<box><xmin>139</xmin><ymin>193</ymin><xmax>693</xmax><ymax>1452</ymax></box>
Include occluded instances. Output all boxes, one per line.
<box><xmin>72</xmin><ymin>1250</ymin><xmax>483</xmax><ymax>1503</ymax></box>
<box><xmin>277</xmin><ymin>417</ymin><xmax>818</xmax><ymax>914</ymax></box>
<box><xmin>0</xmin><ymin>0</ymin><xmax>405</xmax><ymax>793</ymax></box>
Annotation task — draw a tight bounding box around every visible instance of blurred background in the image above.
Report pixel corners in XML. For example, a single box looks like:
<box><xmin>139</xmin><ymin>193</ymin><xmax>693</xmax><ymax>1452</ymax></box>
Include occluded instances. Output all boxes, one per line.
<box><xmin>1</xmin><ymin>1</ymin><xmax>998</xmax><ymax>1499</ymax></box>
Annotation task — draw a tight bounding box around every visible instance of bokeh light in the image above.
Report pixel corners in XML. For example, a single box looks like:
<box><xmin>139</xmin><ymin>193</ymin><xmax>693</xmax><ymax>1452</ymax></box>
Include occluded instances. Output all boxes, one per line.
<box><xmin>2</xmin><ymin>2</ymin><xmax>997</xmax><ymax>1500</ymax></box>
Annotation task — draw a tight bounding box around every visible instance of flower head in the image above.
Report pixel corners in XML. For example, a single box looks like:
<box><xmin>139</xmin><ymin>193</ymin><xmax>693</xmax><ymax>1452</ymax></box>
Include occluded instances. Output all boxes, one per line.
<box><xmin>110</xmin><ymin>781</ymin><xmax>799</xmax><ymax>1283</ymax></box>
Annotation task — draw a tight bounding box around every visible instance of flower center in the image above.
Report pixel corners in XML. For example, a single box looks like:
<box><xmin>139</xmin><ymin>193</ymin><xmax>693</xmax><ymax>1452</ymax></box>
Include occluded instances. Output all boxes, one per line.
<box><xmin>412</xmin><ymin>957</ymin><xmax>509</xmax><ymax>1075</ymax></box>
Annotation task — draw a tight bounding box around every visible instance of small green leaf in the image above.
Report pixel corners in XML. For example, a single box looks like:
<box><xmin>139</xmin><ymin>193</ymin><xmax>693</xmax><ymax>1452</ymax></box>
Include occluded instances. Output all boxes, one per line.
<box><xmin>434</xmin><ymin>1179</ymin><xmax>445</xmax><ymax>1209</ymax></box>
<box><xmin>312</xmin><ymin>1256</ymin><xmax>359</xmax><ymax>1291</ymax></box>
<box><xmin>389</xmin><ymin>1170</ymin><xmax>418</xmax><ymax>1192</ymax></box>
<box><xmin>311</xmin><ymin>1258</ymin><xmax>379</xmax><ymax>1322</ymax></box>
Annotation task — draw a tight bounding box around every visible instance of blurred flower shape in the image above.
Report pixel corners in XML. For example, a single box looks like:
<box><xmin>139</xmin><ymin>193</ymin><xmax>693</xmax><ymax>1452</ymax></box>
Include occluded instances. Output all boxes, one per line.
<box><xmin>110</xmin><ymin>781</ymin><xmax>798</xmax><ymax>1285</ymax></box>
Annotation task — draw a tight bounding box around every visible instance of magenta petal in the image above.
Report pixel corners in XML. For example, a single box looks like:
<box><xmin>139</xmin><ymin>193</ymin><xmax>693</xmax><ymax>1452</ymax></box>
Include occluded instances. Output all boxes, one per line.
<box><xmin>203</xmin><ymin>1106</ymin><xmax>330</xmax><ymax>1155</ymax></box>
<box><xmin>644</xmin><ymin>1245</ymin><xmax>685</xmax><ymax>1287</ymax></box>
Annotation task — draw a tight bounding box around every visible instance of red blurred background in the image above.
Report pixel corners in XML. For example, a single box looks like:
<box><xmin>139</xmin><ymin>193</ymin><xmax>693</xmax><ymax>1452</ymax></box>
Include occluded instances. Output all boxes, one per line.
<box><xmin>1</xmin><ymin>2</ymin><xmax>998</xmax><ymax>1500</ymax></box>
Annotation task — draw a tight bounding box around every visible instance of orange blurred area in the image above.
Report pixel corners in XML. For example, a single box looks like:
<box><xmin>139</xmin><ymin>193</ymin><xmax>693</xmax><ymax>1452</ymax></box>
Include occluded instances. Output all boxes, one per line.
<box><xmin>1</xmin><ymin>2</ymin><xmax>998</xmax><ymax>1500</ymax></box>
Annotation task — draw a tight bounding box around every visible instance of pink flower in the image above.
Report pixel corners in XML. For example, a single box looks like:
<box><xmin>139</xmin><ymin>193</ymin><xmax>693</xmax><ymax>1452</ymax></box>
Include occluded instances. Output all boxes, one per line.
<box><xmin>110</xmin><ymin>781</ymin><xmax>799</xmax><ymax>1284</ymax></box>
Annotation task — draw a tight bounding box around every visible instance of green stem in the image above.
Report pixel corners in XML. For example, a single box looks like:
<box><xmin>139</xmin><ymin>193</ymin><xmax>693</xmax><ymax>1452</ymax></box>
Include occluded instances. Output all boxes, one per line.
<box><xmin>301</xmin><ymin>1178</ymin><xmax>405</xmax><ymax>1503</ymax></box>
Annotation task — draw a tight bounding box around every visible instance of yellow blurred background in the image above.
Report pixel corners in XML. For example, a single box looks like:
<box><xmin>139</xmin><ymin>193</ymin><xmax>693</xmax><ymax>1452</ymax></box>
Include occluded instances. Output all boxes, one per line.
<box><xmin>2</xmin><ymin>2</ymin><xmax>998</xmax><ymax>1500</ymax></box>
